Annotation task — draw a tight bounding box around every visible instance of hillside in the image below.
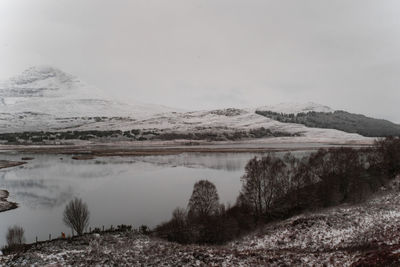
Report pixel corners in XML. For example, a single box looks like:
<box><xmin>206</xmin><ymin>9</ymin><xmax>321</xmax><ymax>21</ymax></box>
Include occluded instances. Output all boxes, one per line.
<box><xmin>256</xmin><ymin>108</ymin><xmax>400</xmax><ymax>137</ymax></box>
<box><xmin>0</xmin><ymin>107</ymin><xmax>369</xmax><ymax>144</ymax></box>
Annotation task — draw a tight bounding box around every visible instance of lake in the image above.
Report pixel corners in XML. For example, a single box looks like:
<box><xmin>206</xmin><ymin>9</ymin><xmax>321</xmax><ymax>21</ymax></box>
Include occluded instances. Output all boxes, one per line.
<box><xmin>0</xmin><ymin>151</ymin><xmax>311</xmax><ymax>246</ymax></box>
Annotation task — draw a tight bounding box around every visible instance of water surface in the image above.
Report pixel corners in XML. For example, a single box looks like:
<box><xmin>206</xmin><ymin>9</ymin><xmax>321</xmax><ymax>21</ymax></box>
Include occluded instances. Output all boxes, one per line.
<box><xmin>0</xmin><ymin>151</ymin><xmax>310</xmax><ymax>246</ymax></box>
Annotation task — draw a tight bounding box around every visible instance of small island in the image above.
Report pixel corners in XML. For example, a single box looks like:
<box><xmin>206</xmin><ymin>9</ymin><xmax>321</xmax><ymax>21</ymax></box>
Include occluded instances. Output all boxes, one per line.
<box><xmin>0</xmin><ymin>190</ymin><xmax>17</xmax><ymax>213</ymax></box>
<box><xmin>0</xmin><ymin>160</ymin><xmax>26</xmax><ymax>170</ymax></box>
<box><xmin>0</xmin><ymin>160</ymin><xmax>25</xmax><ymax>212</ymax></box>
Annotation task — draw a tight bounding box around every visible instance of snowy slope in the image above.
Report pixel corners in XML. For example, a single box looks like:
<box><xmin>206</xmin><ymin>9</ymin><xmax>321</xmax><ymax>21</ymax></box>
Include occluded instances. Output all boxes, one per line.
<box><xmin>256</xmin><ymin>102</ymin><xmax>334</xmax><ymax>115</ymax></box>
<box><xmin>67</xmin><ymin>108</ymin><xmax>369</xmax><ymax>143</ymax></box>
<box><xmin>0</xmin><ymin>66</ymin><xmax>177</xmax><ymax>118</ymax></box>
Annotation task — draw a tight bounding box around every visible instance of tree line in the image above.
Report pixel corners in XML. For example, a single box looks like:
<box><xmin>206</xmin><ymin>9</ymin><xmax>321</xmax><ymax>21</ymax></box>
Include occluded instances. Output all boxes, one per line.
<box><xmin>0</xmin><ymin>127</ymin><xmax>295</xmax><ymax>144</ymax></box>
<box><xmin>256</xmin><ymin>110</ymin><xmax>400</xmax><ymax>137</ymax></box>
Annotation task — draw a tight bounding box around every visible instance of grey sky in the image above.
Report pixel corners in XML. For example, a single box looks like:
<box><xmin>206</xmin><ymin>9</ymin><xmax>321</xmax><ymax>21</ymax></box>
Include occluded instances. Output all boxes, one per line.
<box><xmin>1</xmin><ymin>0</ymin><xmax>399</xmax><ymax>122</ymax></box>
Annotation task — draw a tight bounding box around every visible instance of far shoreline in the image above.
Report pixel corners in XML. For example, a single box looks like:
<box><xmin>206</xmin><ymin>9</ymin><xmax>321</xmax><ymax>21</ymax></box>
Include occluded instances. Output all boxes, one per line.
<box><xmin>0</xmin><ymin>137</ymin><xmax>374</xmax><ymax>159</ymax></box>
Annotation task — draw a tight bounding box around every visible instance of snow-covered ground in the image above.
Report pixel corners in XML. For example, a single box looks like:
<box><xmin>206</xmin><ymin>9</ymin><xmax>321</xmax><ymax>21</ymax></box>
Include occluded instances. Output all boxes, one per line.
<box><xmin>2</xmin><ymin>190</ymin><xmax>400</xmax><ymax>266</ymax></box>
<box><xmin>234</xmin><ymin>193</ymin><xmax>400</xmax><ymax>252</ymax></box>
<box><xmin>52</xmin><ymin>108</ymin><xmax>369</xmax><ymax>143</ymax></box>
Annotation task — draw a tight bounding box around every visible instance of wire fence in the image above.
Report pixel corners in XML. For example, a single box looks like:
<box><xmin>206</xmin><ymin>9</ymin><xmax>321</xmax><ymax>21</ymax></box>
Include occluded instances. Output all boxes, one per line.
<box><xmin>33</xmin><ymin>224</ymin><xmax>136</xmax><ymax>244</ymax></box>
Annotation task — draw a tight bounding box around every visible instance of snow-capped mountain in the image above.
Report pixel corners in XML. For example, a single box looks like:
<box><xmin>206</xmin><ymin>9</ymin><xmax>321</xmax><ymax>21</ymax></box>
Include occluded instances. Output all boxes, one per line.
<box><xmin>0</xmin><ymin>66</ymin><xmax>177</xmax><ymax>118</ymax></box>
<box><xmin>0</xmin><ymin>66</ymin><xmax>83</xmax><ymax>100</ymax></box>
<box><xmin>256</xmin><ymin>102</ymin><xmax>334</xmax><ymax>115</ymax></box>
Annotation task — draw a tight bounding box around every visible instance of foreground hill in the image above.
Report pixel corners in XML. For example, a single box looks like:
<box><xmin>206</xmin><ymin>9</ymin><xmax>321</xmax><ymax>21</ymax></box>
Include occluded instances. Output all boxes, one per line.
<box><xmin>2</xmin><ymin>189</ymin><xmax>400</xmax><ymax>266</ymax></box>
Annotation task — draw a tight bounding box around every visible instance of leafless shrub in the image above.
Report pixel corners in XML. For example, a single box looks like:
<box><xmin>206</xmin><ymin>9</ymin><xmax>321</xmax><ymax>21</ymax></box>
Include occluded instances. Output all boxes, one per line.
<box><xmin>63</xmin><ymin>197</ymin><xmax>90</xmax><ymax>236</ymax></box>
<box><xmin>6</xmin><ymin>225</ymin><xmax>25</xmax><ymax>247</ymax></box>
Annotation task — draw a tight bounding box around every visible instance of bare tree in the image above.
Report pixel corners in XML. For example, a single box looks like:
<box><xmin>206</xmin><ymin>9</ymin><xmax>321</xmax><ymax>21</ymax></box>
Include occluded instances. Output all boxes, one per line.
<box><xmin>63</xmin><ymin>198</ymin><xmax>90</xmax><ymax>235</ymax></box>
<box><xmin>240</xmin><ymin>154</ymin><xmax>287</xmax><ymax>216</ymax></box>
<box><xmin>188</xmin><ymin>180</ymin><xmax>219</xmax><ymax>218</ymax></box>
<box><xmin>6</xmin><ymin>225</ymin><xmax>25</xmax><ymax>247</ymax></box>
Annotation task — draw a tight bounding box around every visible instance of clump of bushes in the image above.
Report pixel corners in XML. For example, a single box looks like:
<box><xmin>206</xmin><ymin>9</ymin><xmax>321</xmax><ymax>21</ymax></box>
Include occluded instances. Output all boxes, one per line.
<box><xmin>155</xmin><ymin>180</ymin><xmax>254</xmax><ymax>244</ymax></box>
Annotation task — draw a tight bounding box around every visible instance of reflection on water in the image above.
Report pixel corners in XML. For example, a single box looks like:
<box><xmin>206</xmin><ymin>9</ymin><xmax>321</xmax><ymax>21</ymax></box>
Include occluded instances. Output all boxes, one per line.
<box><xmin>130</xmin><ymin>153</ymin><xmax>260</xmax><ymax>171</ymax></box>
<box><xmin>0</xmin><ymin>151</ymin><xmax>309</xmax><ymax>246</ymax></box>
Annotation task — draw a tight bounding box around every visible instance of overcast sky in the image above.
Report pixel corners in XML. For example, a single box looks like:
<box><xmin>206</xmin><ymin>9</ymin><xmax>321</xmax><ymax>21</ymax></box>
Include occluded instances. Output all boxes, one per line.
<box><xmin>0</xmin><ymin>0</ymin><xmax>399</xmax><ymax>122</ymax></box>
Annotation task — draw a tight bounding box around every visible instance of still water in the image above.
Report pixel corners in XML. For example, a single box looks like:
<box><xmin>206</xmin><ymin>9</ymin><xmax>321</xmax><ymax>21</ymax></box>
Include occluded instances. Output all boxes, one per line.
<box><xmin>0</xmin><ymin>151</ymin><xmax>310</xmax><ymax>246</ymax></box>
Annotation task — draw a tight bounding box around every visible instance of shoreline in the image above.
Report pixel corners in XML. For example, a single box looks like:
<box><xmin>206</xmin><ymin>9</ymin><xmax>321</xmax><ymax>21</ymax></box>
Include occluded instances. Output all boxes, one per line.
<box><xmin>0</xmin><ymin>138</ymin><xmax>374</xmax><ymax>159</ymax></box>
